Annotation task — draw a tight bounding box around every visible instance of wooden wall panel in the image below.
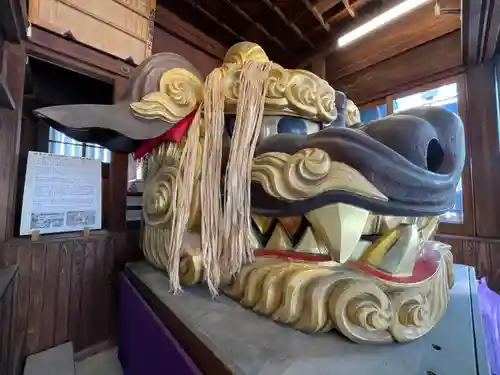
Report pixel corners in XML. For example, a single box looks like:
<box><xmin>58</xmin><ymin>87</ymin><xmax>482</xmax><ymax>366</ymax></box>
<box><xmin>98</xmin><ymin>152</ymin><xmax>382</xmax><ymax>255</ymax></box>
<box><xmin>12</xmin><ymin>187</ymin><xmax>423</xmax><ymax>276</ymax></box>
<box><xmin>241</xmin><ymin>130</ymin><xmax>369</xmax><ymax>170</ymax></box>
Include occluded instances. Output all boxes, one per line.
<box><xmin>465</xmin><ymin>61</ymin><xmax>500</xmax><ymax>238</ymax></box>
<box><xmin>0</xmin><ymin>43</ymin><xmax>25</xmax><ymax>242</ymax></box>
<box><xmin>0</xmin><ymin>266</ymin><xmax>18</xmax><ymax>375</ymax></box>
<box><xmin>437</xmin><ymin>235</ymin><xmax>500</xmax><ymax>293</ymax></box>
<box><xmin>330</xmin><ymin>31</ymin><xmax>463</xmax><ymax>105</ymax></box>
<box><xmin>0</xmin><ymin>230</ymin><xmax>142</xmax><ymax>361</ymax></box>
<box><xmin>152</xmin><ymin>26</ymin><xmax>221</xmax><ymax>78</ymax></box>
<box><xmin>154</xmin><ymin>6</ymin><xmax>226</xmax><ymax>61</ymax></box>
<box><xmin>325</xmin><ymin>1</ymin><xmax>460</xmax><ymax>80</ymax></box>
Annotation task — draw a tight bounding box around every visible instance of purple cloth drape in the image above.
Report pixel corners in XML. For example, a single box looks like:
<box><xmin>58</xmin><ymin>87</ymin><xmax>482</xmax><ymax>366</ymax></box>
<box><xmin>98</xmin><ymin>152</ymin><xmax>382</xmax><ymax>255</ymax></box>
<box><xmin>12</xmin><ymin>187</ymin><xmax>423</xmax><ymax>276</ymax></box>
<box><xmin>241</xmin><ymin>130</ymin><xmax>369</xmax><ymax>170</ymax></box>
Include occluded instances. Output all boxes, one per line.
<box><xmin>118</xmin><ymin>273</ymin><xmax>202</xmax><ymax>375</ymax></box>
<box><xmin>478</xmin><ymin>277</ymin><xmax>500</xmax><ymax>374</ymax></box>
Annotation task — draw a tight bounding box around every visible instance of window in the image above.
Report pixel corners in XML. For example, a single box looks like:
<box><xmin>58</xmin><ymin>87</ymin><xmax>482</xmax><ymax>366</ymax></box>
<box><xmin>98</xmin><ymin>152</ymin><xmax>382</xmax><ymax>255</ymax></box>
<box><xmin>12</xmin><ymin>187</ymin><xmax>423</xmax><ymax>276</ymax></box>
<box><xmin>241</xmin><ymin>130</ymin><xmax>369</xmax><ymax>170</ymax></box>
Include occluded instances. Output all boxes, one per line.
<box><xmin>359</xmin><ymin>103</ymin><xmax>387</xmax><ymax>123</ymax></box>
<box><xmin>48</xmin><ymin>127</ymin><xmax>111</xmax><ymax>163</ymax></box>
<box><xmin>391</xmin><ymin>83</ymin><xmax>463</xmax><ymax>224</ymax></box>
<box><xmin>127</xmin><ymin>155</ymin><xmax>145</xmax><ymax>225</ymax></box>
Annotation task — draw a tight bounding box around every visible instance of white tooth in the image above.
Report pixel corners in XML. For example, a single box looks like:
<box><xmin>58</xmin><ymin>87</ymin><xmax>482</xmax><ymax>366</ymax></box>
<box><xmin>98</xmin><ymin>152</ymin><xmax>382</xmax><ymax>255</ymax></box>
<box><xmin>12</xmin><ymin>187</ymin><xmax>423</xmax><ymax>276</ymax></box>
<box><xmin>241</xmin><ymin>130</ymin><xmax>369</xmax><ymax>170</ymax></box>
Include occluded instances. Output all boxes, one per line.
<box><xmin>350</xmin><ymin>240</ymin><xmax>373</xmax><ymax>261</ymax></box>
<box><xmin>420</xmin><ymin>216</ymin><xmax>440</xmax><ymax>242</ymax></box>
<box><xmin>294</xmin><ymin>227</ymin><xmax>327</xmax><ymax>254</ymax></box>
<box><xmin>379</xmin><ymin>224</ymin><xmax>419</xmax><ymax>276</ymax></box>
<box><xmin>362</xmin><ymin>214</ymin><xmax>380</xmax><ymax>235</ymax></box>
<box><xmin>265</xmin><ymin>223</ymin><xmax>293</xmax><ymax>250</ymax></box>
<box><xmin>249</xmin><ymin>228</ymin><xmax>262</xmax><ymax>250</ymax></box>
<box><xmin>306</xmin><ymin>203</ymin><xmax>369</xmax><ymax>263</ymax></box>
<box><xmin>380</xmin><ymin>216</ymin><xmax>404</xmax><ymax>233</ymax></box>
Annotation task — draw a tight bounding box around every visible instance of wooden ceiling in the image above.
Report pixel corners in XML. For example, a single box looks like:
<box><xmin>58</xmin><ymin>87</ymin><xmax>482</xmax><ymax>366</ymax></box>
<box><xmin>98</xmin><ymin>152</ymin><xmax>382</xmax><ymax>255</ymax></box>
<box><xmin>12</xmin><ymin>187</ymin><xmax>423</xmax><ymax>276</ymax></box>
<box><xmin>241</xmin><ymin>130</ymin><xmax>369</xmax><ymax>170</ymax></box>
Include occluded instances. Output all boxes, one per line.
<box><xmin>157</xmin><ymin>0</ymin><xmax>382</xmax><ymax>65</ymax></box>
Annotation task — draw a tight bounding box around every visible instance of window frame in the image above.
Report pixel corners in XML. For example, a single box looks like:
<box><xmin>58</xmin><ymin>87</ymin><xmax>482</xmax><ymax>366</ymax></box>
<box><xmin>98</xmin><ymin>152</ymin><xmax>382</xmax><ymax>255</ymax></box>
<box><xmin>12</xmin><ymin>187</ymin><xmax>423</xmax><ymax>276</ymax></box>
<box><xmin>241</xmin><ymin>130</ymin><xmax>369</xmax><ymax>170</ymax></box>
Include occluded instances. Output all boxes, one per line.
<box><xmin>364</xmin><ymin>74</ymin><xmax>474</xmax><ymax>236</ymax></box>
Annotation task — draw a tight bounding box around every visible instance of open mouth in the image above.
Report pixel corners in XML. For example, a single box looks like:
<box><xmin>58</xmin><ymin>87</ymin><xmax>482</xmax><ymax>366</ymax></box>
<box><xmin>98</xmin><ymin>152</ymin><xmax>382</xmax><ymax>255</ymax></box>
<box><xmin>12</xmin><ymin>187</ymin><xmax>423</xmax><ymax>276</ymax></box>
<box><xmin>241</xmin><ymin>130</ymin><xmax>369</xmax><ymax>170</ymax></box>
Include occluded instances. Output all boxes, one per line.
<box><xmin>249</xmin><ymin>206</ymin><xmax>440</xmax><ymax>277</ymax></box>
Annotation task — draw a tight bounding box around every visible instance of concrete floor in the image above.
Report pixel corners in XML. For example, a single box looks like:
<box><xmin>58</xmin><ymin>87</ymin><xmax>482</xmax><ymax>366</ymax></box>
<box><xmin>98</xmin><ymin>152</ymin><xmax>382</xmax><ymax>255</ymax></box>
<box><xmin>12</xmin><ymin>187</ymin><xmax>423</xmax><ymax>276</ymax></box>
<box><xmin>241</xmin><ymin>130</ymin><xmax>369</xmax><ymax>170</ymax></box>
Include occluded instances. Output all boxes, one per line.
<box><xmin>75</xmin><ymin>347</ymin><xmax>123</xmax><ymax>375</ymax></box>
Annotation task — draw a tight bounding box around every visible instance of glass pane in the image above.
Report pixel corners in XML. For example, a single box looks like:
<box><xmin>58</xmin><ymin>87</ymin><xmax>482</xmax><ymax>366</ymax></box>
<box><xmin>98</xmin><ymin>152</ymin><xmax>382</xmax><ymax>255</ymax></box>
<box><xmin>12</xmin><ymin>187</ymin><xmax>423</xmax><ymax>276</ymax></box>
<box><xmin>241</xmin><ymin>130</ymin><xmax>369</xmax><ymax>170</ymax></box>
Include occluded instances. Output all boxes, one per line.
<box><xmin>393</xmin><ymin>83</ymin><xmax>458</xmax><ymax>113</ymax></box>
<box><xmin>48</xmin><ymin>127</ymin><xmax>111</xmax><ymax>163</ymax></box>
<box><xmin>360</xmin><ymin>104</ymin><xmax>387</xmax><ymax>123</ymax></box>
<box><xmin>393</xmin><ymin>83</ymin><xmax>463</xmax><ymax>224</ymax></box>
<box><xmin>440</xmin><ymin>178</ymin><xmax>463</xmax><ymax>224</ymax></box>
<box><xmin>49</xmin><ymin>127</ymin><xmax>82</xmax><ymax>145</ymax></box>
<box><xmin>86</xmin><ymin>145</ymin><xmax>111</xmax><ymax>163</ymax></box>
<box><xmin>48</xmin><ymin>141</ymin><xmax>83</xmax><ymax>157</ymax></box>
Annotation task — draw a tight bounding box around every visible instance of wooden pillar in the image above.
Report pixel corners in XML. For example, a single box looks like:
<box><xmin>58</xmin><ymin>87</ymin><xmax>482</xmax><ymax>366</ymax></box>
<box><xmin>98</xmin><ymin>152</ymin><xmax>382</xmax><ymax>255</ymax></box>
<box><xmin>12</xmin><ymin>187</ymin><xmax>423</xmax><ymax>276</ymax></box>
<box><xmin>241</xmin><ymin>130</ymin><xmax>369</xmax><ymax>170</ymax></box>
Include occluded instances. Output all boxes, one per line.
<box><xmin>106</xmin><ymin>76</ymin><xmax>129</xmax><ymax>232</ymax></box>
<box><xmin>0</xmin><ymin>43</ymin><xmax>26</xmax><ymax>242</ymax></box>
<box><xmin>466</xmin><ymin>61</ymin><xmax>500</xmax><ymax>238</ymax></box>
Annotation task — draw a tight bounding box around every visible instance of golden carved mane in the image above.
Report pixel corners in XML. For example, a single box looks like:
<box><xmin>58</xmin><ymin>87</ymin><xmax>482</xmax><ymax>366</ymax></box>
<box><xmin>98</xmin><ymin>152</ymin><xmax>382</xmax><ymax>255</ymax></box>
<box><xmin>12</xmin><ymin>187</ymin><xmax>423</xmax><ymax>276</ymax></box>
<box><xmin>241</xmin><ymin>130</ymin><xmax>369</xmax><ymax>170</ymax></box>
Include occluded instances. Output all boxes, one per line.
<box><xmin>130</xmin><ymin>42</ymin><xmax>338</xmax><ymax>124</ymax></box>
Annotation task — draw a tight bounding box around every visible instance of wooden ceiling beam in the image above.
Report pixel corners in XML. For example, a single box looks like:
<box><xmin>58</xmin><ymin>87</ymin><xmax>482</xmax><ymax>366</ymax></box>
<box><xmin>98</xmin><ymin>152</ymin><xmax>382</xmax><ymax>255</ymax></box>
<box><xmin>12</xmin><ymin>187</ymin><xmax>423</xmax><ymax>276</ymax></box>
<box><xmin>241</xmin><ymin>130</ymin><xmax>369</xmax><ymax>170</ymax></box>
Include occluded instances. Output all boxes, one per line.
<box><xmin>180</xmin><ymin>0</ymin><xmax>246</xmax><ymax>42</ymax></box>
<box><xmin>259</xmin><ymin>0</ymin><xmax>316</xmax><ymax>47</ymax></box>
<box><xmin>178</xmin><ymin>0</ymin><xmax>295</xmax><ymax>63</ymax></box>
<box><xmin>324</xmin><ymin>0</ymin><xmax>371</xmax><ymax>25</ymax></box>
<box><xmin>325</xmin><ymin>0</ymin><xmax>460</xmax><ymax>79</ymax></box>
<box><xmin>220</xmin><ymin>0</ymin><xmax>287</xmax><ymax>50</ymax></box>
<box><xmin>154</xmin><ymin>6</ymin><xmax>227</xmax><ymax>60</ymax></box>
<box><xmin>315</xmin><ymin>0</ymin><xmax>342</xmax><ymax>14</ymax></box>
<box><xmin>300</xmin><ymin>0</ymin><xmax>404</xmax><ymax>66</ymax></box>
<box><xmin>462</xmin><ymin>0</ymin><xmax>500</xmax><ymax>64</ymax></box>
<box><xmin>298</xmin><ymin>0</ymin><xmax>331</xmax><ymax>31</ymax></box>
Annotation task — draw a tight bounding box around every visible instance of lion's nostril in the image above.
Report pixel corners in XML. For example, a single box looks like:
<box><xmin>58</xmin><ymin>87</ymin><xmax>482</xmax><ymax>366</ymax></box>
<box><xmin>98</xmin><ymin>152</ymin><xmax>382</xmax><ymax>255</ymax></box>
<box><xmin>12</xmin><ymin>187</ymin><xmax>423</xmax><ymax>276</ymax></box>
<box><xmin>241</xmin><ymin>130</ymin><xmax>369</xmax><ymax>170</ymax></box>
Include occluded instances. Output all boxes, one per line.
<box><xmin>426</xmin><ymin>138</ymin><xmax>444</xmax><ymax>172</ymax></box>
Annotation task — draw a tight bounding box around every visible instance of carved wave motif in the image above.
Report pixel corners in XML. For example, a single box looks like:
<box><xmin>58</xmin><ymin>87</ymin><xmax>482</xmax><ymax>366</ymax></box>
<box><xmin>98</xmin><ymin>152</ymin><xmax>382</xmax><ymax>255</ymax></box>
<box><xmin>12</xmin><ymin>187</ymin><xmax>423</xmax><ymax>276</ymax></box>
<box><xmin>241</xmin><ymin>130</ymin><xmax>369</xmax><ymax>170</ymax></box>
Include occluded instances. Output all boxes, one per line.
<box><xmin>223</xmin><ymin>243</ymin><xmax>453</xmax><ymax>343</ymax></box>
<box><xmin>130</xmin><ymin>67</ymin><xmax>203</xmax><ymax>123</ymax></box>
<box><xmin>251</xmin><ymin>148</ymin><xmax>388</xmax><ymax>202</ymax></box>
<box><xmin>224</xmin><ymin>63</ymin><xmax>336</xmax><ymax>123</ymax></box>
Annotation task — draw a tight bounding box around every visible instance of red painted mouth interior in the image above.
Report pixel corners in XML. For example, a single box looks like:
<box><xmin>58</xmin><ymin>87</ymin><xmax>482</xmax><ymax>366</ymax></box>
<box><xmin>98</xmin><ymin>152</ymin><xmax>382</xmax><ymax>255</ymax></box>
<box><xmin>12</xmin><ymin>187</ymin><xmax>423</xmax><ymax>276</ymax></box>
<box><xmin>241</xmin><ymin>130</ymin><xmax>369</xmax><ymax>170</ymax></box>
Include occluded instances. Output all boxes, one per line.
<box><xmin>254</xmin><ymin>249</ymin><xmax>440</xmax><ymax>284</ymax></box>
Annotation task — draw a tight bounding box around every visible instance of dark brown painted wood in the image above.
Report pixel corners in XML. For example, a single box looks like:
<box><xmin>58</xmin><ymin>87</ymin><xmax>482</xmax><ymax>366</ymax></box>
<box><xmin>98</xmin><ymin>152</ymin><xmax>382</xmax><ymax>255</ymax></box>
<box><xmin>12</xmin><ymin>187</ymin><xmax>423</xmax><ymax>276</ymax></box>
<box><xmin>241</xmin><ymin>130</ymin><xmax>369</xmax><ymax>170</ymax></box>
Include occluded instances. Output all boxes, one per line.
<box><xmin>466</xmin><ymin>61</ymin><xmax>500</xmax><ymax>239</ymax></box>
<box><xmin>462</xmin><ymin>0</ymin><xmax>500</xmax><ymax>64</ymax></box>
<box><xmin>437</xmin><ymin>235</ymin><xmax>500</xmax><ymax>293</ymax></box>
<box><xmin>107</xmin><ymin>77</ymin><xmax>129</xmax><ymax>232</ymax></box>
<box><xmin>154</xmin><ymin>6</ymin><xmax>226</xmax><ymax>60</ymax></box>
<box><xmin>0</xmin><ymin>230</ymin><xmax>141</xmax><ymax>358</ymax></box>
<box><xmin>152</xmin><ymin>26</ymin><xmax>221</xmax><ymax>78</ymax></box>
<box><xmin>26</xmin><ymin>26</ymin><xmax>135</xmax><ymax>83</ymax></box>
<box><xmin>0</xmin><ymin>266</ymin><xmax>17</xmax><ymax>375</ymax></box>
<box><xmin>0</xmin><ymin>0</ymin><xmax>28</xmax><ymax>42</ymax></box>
<box><xmin>0</xmin><ymin>42</ymin><xmax>26</xmax><ymax>243</ymax></box>
<box><xmin>325</xmin><ymin>1</ymin><xmax>460</xmax><ymax>79</ymax></box>
<box><xmin>311</xmin><ymin>57</ymin><xmax>326</xmax><ymax>79</ymax></box>
<box><xmin>331</xmin><ymin>31</ymin><xmax>463</xmax><ymax>105</ymax></box>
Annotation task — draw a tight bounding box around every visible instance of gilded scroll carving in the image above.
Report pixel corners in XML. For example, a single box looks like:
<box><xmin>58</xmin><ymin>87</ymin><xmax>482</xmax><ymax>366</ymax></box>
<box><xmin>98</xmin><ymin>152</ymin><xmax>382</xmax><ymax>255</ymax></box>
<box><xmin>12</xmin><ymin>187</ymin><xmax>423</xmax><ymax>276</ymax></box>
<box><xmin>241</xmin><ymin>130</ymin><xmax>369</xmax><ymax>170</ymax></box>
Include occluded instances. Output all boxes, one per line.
<box><xmin>224</xmin><ymin>243</ymin><xmax>453</xmax><ymax>344</ymax></box>
<box><xmin>130</xmin><ymin>68</ymin><xmax>203</xmax><ymax>123</ymax></box>
<box><xmin>252</xmin><ymin>148</ymin><xmax>388</xmax><ymax>201</ymax></box>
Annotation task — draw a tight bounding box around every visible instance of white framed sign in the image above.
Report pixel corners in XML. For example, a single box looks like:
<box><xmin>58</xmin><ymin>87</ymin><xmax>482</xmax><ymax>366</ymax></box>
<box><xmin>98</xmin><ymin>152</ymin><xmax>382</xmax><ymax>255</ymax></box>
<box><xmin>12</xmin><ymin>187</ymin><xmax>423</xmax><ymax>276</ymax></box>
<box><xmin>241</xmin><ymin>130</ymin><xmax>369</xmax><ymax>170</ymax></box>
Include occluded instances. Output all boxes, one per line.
<box><xmin>20</xmin><ymin>151</ymin><xmax>102</xmax><ymax>235</ymax></box>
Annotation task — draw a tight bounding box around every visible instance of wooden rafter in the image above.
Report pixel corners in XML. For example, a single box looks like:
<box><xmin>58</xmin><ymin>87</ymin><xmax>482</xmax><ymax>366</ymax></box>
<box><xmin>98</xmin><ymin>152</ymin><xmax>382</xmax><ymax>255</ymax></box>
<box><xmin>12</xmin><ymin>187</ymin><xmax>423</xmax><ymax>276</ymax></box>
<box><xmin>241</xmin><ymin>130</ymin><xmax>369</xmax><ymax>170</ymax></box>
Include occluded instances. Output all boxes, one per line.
<box><xmin>299</xmin><ymin>0</ymin><xmax>330</xmax><ymax>31</ymax></box>
<box><xmin>259</xmin><ymin>0</ymin><xmax>316</xmax><ymax>47</ymax></box>
<box><xmin>314</xmin><ymin>0</ymin><xmax>342</xmax><ymax>14</ymax></box>
<box><xmin>181</xmin><ymin>0</ymin><xmax>245</xmax><ymax>41</ymax></box>
<box><xmin>220</xmin><ymin>0</ymin><xmax>287</xmax><ymax>49</ymax></box>
<box><xmin>342</xmin><ymin>0</ymin><xmax>357</xmax><ymax>17</ymax></box>
<box><xmin>325</xmin><ymin>0</ymin><xmax>369</xmax><ymax>24</ymax></box>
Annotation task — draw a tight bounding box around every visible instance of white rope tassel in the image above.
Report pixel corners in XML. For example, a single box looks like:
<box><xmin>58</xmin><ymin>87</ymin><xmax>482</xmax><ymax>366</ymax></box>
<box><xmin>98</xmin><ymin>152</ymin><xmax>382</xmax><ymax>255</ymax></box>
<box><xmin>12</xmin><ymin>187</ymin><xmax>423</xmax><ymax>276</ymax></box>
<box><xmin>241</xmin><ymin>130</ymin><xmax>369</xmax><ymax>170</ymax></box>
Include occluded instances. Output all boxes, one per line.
<box><xmin>222</xmin><ymin>61</ymin><xmax>272</xmax><ymax>274</ymax></box>
<box><xmin>200</xmin><ymin>69</ymin><xmax>226</xmax><ymax>295</ymax></box>
<box><xmin>167</xmin><ymin>108</ymin><xmax>202</xmax><ymax>293</ymax></box>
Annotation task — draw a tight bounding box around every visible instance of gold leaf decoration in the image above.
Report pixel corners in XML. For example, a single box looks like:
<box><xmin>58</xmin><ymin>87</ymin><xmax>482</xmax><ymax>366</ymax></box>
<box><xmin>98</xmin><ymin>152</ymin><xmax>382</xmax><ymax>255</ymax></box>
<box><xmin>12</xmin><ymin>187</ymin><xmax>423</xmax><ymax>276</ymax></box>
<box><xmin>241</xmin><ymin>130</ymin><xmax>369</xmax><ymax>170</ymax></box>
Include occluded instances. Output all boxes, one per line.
<box><xmin>130</xmin><ymin>68</ymin><xmax>203</xmax><ymax>123</ymax></box>
<box><xmin>252</xmin><ymin>148</ymin><xmax>388</xmax><ymax>201</ymax></box>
